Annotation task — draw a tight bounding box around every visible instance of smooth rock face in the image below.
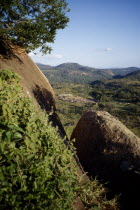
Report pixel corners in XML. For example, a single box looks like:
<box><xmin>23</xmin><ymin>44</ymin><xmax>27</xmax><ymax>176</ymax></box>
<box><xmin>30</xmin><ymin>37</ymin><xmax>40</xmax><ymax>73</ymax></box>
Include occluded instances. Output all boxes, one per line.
<box><xmin>0</xmin><ymin>39</ymin><xmax>55</xmax><ymax>111</ymax></box>
<box><xmin>0</xmin><ymin>39</ymin><xmax>66</xmax><ymax>138</ymax></box>
<box><xmin>71</xmin><ymin>110</ymin><xmax>140</xmax><ymax>210</ymax></box>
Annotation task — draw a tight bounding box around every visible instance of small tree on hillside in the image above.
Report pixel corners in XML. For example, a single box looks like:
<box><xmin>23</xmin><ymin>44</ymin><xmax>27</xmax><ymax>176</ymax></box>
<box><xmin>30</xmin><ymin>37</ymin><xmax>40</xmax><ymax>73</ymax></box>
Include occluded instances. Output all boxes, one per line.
<box><xmin>0</xmin><ymin>0</ymin><xmax>69</xmax><ymax>53</ymax></box>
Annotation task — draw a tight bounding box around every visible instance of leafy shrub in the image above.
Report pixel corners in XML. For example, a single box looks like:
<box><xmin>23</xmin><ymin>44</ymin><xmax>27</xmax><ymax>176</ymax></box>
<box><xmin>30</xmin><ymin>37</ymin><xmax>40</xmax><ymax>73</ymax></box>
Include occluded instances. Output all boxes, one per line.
<box><xmin>0</xmin><ymin>69</ymin><xmax>117</xmax><ymax>209</ymax></box>
<box><xmin>0</xmin><ymin>69</ymin><xmax>78</xmax><ymax>209</ymax></box>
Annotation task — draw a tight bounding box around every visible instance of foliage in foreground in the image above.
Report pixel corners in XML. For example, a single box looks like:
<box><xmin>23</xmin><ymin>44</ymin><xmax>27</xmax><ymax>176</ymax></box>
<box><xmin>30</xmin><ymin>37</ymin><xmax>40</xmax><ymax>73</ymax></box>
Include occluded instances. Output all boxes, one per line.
<box><xmin>0</xmin><ymin>69</ymin><xmax>117</xmax><ymax>209</ymax></box>
<box><xmin>0</xmin><ymin>0</ymin><xmax>69</xmax><ymax>53</ymax></box>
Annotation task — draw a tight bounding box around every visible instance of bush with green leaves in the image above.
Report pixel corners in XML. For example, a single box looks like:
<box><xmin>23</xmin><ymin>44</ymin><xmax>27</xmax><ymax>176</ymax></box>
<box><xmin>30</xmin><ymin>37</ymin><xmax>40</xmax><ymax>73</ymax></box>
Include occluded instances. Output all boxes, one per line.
<box><xmin>0</xmin><ymin>69</ymin><xmax>117</xmax><ymax>209</ymax></box>
<box><xmin>0</xmin><ymin>69</ymin><xmax>78</xmax><ymax>209</ymax></box>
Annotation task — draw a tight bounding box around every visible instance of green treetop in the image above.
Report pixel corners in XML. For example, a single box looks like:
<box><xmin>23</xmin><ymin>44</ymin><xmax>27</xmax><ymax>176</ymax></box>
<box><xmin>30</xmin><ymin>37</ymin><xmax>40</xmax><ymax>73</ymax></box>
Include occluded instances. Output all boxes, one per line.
<box><xmin>0</xmin><ymin>0</ymin><xmax>69</xmax><ymax>53</ymax></box>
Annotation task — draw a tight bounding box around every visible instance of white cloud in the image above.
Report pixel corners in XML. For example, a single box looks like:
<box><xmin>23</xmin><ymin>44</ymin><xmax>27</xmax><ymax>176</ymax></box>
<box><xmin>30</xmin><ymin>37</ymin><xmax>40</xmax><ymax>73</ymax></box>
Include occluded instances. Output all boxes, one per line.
<box><xmin>104</xmin><ymin>48</ymin><xmax>112</xmax><ymax>52</ymax></box>
<box><xmin>93</xmin><ymin>48</ymin><xmax>113</xmax><ymax>53</ymax></box>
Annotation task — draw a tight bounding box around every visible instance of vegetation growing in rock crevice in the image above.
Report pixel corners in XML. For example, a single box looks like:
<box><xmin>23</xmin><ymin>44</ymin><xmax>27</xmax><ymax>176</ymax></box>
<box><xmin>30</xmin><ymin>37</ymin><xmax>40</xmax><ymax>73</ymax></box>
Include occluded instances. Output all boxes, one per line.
<box><xmin>0</xmin><ymin>69</ymin><xmax>117</xmax><ymax>209</ymax></box>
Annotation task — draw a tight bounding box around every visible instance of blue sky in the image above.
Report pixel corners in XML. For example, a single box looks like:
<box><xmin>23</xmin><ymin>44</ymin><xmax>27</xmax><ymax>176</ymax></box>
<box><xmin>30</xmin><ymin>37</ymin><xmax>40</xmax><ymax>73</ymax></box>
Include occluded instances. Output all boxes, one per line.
<box><xmin>29</xmin><ymin>0</ymin><xmax>140</xmax><ymax>68</ymax></box>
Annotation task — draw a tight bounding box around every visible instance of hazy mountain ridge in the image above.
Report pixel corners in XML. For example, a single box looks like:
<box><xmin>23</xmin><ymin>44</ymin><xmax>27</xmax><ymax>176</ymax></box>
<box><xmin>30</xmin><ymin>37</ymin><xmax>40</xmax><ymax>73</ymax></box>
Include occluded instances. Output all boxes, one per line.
<box><xmin>37</xmin><ymin>62</ymin><xmax>97</xmax><ymax>72</ymax></box>
<box><xmin>37</xmin><ymin>63</ymin><xmax>112</xmax><ymax>84</ymax></box>
<box><xmin>122</xmin><ymin>69</ymin><xmax>140</xmax><ymax>80</ymax></box>
<box><xmin>37</xmin><ymin>62</ymin><xmax>140</xmax><ymax>75</ymax></box>
<box><xmin>53</xmin><ymin>62</ymin><xmax>96</xmax><ymax>71</ymax></box>
<box><xmin>110</xmin><ymin>67</ymin><xmax>140</xmax><ymax>76</ymax></box>
<box><xmin>36</xmin><ymin>63</ymin><xmax>54</xmax><ymax>70</ymax></box>
<box><xmin>36</xmin><ymin>62</ymin><xmax>140</xmax><ymax>84</ymax></box>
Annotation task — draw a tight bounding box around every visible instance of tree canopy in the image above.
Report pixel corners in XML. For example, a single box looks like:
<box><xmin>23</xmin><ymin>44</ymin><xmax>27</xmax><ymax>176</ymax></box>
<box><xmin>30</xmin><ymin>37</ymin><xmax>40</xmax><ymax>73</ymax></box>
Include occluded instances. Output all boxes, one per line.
<box><xmin>0</xmin><ymin>0</ymin><xmax>69</xmax><ymax>53</ymax></box>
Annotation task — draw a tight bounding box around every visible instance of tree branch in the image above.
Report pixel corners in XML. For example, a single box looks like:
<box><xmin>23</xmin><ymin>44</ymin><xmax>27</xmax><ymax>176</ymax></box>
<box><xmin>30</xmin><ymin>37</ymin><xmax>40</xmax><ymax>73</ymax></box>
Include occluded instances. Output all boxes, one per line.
<box><xmin>0</xmin><ymin>19</ymin><xmax>31</xmax><ymax>31</ymax></box>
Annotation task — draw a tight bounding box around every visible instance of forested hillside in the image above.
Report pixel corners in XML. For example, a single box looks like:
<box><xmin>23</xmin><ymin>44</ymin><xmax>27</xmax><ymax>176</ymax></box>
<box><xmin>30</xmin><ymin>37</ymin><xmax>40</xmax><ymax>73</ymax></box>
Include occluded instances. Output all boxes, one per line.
<box><xmin>38</xmin><ymin>62</ymin><xmax>112</xmax><ymax>84</ymax></box>
<box><xmin>37</xmin><ymin>63</ymin><xmax>140</xmax><ymax>84</ymax></box>
<box><xmin>90</xmin><ymin>75</ymin><xmax>140</xmax><ymax>137</ymax></box>
<box><xmin>40</xmin><ymin>68</ymin><xmax>140</xmax><ymax>138</ymax></box>
<box><xmin>110</xmin><ymin>67</ymin><xmax>140</xmax><ymax>77</ymax></box>
<box><xmin>122</xmin><ymin>70</ymin><xmax>140</xmax><ymax>80</ymax></box>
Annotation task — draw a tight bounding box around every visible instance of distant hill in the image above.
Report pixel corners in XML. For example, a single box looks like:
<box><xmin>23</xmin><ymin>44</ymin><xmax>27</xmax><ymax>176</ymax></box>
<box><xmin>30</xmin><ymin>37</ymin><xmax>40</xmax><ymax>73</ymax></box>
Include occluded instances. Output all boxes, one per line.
<box><xmin>122</xmin><ymin>70</ymin><xmax>140</xmax><ymax>80</ymax></box>
<box><xmin>53</xmin><ymin>62</ymin><xmax>96</xmax><ymax>72</ymax></box>
<box><xmin>36</xmin><ymin>63</ymin><xmax>54</xmax><ymax>70</ymax></box>
<box><xmin>37</xmin><ymin>62</ymin><xmax>113</xmax><ymax>84</ymax></box>
<box><xmin>36</xmin><ymin>62</ymin><xmax>140</xmax><ymax>84</ymax></box>
<box><xmin>109</xmin><ymin>67</ymin><xmax>140</xmax><ymax>77</ymax></box>
<box><xmin>90</xmin><ymin>69</ymin><xmax>140</xmax><ymax>104</ymax></box>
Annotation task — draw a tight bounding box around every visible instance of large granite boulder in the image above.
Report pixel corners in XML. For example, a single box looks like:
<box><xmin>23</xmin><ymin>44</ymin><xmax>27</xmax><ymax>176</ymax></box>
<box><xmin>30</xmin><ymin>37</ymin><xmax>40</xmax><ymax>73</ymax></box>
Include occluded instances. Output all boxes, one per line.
<box><xmin>71</xmin><ymin>110</ymin><xmax>140</xmax><ymax>210</ymax></box>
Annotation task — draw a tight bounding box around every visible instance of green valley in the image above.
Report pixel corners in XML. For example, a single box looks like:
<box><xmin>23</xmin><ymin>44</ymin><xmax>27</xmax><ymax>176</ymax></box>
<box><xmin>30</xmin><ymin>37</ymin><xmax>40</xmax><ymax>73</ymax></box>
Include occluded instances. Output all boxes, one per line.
<box><xmin>38</xmin><ymin>63</ymin><xmax>140</xmax><ymax>138</ymax></box>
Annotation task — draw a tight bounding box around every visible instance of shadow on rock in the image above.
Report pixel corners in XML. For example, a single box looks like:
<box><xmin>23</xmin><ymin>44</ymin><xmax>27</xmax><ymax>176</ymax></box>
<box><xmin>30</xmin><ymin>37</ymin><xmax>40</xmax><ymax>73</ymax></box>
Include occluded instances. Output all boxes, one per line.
<box><xmin>71</xmin><ymin>110</ymin><xmax>140</xmax><ymax>210</ymax></box>
<box><xmin>33</xmin><ymin>85</ymin><xmax>66</xmax><ymax>138</ymax></box>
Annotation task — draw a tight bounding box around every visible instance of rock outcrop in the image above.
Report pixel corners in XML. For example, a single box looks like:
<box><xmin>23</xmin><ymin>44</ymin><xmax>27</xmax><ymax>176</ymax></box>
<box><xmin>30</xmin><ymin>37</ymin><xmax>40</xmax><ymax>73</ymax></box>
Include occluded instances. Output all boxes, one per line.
<box><xmin>0</xmin><ymin>38</ymin><xmax>66</xmax><ymax>138</ymax></box>
<box><xmin>71</xmin><ymin>110</ymin><xmax>140</xmax><ymax>210</ymax></box>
